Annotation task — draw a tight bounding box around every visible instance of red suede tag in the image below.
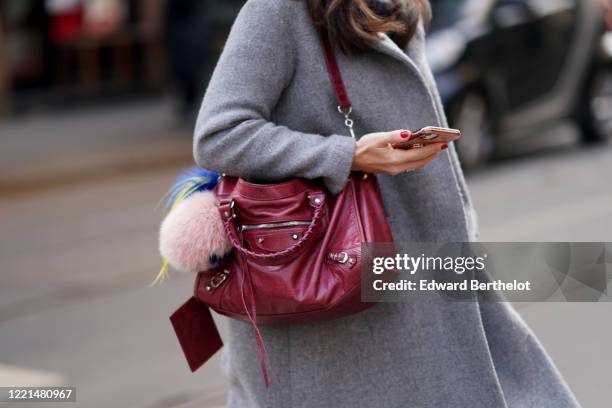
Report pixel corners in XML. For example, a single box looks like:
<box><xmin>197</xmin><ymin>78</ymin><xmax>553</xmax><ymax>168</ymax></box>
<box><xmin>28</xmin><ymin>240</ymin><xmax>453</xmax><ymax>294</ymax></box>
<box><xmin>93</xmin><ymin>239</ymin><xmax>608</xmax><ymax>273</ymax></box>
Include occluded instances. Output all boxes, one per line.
<box><xmin>170</xmin><ymin>297</ymin><xmax>223</xmax><ymax>372</ymax></box>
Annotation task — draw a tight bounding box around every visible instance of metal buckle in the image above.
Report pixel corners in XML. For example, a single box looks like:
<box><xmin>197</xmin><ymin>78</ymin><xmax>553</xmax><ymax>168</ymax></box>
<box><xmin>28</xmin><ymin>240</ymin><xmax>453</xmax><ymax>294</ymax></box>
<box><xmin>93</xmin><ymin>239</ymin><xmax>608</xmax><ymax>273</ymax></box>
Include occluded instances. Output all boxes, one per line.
<box><xmin>337</xmin><ymin>106</ymin><xmax>352</xmax><ymax>116</ymax></box>
<box><xmin>336</xmin><ymin>252</ymin><xmax>349</xmax><ymax>263</ymax></box>
<box><xmin>211</xmin><ymin>273</ymin><xmax>228</xmax><ymax>288</ymax></box>
<box><xmin>337</xmin><ymin>105</ymin><xmax>356</xmax><ymax>139</ymax></box>
<box><xmin>205</xmin><ymin>269</ymin><xmax>230</xmax><ymax>293</ymax></box>
<box><xmin>328</xmin><ymin>251</ymin><xmax>349</xmax><ymax>264</ymax></box>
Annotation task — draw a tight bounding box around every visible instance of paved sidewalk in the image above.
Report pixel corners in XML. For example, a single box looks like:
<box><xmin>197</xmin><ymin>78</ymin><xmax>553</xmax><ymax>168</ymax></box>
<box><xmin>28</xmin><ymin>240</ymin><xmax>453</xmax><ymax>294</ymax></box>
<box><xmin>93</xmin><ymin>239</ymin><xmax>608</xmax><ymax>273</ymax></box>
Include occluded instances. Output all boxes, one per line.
<box><xmin>0</xmin><ymin>99</ymin><xmax>193</xmax><ymax>195</ymax></box>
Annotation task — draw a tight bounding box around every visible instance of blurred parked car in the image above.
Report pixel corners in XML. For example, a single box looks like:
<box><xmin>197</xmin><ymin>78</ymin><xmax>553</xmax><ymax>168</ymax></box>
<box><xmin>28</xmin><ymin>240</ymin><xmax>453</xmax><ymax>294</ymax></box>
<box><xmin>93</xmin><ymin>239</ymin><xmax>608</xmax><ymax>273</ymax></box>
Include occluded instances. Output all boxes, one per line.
<box><xmin>428</xmin><ymin>0</ymin><xmax>612</xmax><ymax>168</ymax></box>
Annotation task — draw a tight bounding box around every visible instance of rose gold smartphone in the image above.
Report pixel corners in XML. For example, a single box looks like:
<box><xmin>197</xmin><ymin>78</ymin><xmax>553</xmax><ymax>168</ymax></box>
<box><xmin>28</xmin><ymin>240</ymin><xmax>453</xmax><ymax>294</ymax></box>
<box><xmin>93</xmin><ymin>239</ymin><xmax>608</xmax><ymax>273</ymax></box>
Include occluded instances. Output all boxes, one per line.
<box><xmin>393</xmin><ymin>126</ymin><xmax>461</xmax><ymax>149</ymax></box>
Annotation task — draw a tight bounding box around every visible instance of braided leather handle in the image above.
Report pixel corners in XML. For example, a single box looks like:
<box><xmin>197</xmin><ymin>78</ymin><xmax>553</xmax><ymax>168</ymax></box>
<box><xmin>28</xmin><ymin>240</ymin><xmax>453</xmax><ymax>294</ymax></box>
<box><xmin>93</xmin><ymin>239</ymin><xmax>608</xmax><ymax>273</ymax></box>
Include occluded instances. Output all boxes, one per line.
<box><xmin>223</xmin><ymin>199</ymin><xmax>326</xmax><ymax>262</ymax></box>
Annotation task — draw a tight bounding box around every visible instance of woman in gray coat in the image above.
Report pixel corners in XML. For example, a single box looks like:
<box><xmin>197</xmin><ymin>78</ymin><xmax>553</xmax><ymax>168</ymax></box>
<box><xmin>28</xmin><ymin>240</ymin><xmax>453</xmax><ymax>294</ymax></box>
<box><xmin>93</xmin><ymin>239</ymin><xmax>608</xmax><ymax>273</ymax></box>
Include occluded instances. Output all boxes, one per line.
<box><xmin>193</xmin><ymin>0</ymin><xmax>580</xmax><ymax>406</ymax></box>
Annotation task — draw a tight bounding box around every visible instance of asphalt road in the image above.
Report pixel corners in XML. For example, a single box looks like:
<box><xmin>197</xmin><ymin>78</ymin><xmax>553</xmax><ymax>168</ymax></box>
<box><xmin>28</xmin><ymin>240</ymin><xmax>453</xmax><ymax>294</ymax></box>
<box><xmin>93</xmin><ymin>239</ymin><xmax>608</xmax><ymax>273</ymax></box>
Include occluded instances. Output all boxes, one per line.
<box><xmin>1</xmin><ymin>141</ymin><xmax>611</xmax><ymax>408</ymax></box>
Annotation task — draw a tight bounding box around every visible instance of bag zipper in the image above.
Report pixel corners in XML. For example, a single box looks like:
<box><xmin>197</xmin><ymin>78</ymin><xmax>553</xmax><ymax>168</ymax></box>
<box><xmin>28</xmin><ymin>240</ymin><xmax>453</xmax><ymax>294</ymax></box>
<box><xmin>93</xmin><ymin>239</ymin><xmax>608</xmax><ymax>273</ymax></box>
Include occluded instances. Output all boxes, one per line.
<box><xmin>240</xmin><ymin>220</ymin><xmax>312</xmax><ymax>232</ymax></box>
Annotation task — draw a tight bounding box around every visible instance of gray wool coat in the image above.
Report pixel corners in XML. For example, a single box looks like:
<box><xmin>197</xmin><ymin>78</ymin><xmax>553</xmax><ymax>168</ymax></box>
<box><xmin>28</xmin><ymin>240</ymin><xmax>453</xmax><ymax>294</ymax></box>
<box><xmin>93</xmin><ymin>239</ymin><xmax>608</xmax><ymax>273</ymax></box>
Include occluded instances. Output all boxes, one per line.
<box><xmin>193</xmin><ymin>0</ymin><xmax>581</xmax><ymax>407</ymax></box>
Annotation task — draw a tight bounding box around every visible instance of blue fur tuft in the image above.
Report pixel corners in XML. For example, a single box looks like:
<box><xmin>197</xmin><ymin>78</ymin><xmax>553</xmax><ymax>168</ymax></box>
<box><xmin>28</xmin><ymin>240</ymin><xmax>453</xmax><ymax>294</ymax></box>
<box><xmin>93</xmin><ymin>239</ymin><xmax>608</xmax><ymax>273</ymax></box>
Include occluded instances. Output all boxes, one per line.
<box><xmin>166</xmin><ymin>167</ymin><xmax>220</xmax><ymax>208</ymax></box>
<box><xmin>208</xmin><ymin>252</ymin><xmax>233</xmax><ymax>269</ymax></box>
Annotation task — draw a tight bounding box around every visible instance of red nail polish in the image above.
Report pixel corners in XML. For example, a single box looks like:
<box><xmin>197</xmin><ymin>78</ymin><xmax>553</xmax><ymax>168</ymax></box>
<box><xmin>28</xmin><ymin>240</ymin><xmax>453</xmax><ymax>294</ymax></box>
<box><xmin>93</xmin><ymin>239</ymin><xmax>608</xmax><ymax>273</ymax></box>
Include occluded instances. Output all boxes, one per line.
<box><xmin>400</xmin><ymin>131</ymin><xmax>411</xmax><ymax>139</ymax></box>
<box><xmin>441</xmin><ymin>144</ymin><xmax>449</xmax><ymax>150</ymax></box>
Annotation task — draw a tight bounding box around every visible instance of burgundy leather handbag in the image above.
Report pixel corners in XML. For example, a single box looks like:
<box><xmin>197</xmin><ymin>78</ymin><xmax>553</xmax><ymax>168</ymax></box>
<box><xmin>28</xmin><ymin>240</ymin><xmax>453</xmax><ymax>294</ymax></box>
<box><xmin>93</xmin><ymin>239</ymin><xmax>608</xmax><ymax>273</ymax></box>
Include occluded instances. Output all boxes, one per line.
<box><xmin>170</xmin><ymin>31</ymin><xmax>394</xmax><ymax>385</ymax></box>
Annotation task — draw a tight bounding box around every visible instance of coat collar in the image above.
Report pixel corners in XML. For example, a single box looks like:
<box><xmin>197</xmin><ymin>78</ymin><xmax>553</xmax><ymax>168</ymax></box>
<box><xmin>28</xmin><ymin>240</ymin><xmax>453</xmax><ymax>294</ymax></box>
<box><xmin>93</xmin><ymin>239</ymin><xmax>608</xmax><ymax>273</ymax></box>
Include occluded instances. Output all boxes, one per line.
<box><xmin>371</xmin><ymin>31</ymin><xmax>447</xmax><ymax>128</ymax></box>
<box><xmin>372</xmin><ymin>32</ymin><xmax>425</xmax><ymax>78</ymax></box>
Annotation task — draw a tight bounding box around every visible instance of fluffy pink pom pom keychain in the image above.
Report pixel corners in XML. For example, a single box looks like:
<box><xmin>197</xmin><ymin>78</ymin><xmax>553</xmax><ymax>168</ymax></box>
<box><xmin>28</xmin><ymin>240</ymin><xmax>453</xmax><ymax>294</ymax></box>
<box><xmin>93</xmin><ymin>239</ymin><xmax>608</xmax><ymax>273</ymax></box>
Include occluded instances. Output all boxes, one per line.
<box><xmin>153</xmin><ymin>168</ymin><xmax>232</xmax><ymax>284</ymax></box>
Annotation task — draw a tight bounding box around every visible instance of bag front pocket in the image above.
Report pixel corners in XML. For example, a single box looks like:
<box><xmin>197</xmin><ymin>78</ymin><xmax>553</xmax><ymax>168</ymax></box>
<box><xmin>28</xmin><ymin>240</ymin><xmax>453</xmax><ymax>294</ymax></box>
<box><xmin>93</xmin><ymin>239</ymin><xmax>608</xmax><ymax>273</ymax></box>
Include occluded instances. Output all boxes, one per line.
<box><xmin>241</xmin><ymin>221</ymin><xmax>312</xmax><ymax>253</ymax></box>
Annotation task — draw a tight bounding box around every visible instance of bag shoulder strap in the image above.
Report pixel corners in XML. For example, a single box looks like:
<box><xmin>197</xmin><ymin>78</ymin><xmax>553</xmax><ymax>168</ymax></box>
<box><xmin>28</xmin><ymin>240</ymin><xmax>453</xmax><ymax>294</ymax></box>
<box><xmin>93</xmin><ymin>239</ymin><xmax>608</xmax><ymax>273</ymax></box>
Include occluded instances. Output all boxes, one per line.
<box><xmin>319</xmin><ymin>30</ymin><xmax>356</xmax><ymax>139</ymax></box>
<box><xmin>320</xmin><ymin>31</ymin><xmax>352</xmax><ymax>110</ymax></box>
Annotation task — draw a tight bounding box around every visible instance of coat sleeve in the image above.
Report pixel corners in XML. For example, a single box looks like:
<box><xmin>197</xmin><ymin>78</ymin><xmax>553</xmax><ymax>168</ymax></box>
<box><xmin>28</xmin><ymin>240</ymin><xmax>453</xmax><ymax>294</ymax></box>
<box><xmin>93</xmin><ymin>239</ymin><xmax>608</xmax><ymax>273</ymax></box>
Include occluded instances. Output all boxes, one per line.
<box><xmin>193</xmin><ymin>0</ymin><xmax>356</xmax><ymax>195</ymax></box>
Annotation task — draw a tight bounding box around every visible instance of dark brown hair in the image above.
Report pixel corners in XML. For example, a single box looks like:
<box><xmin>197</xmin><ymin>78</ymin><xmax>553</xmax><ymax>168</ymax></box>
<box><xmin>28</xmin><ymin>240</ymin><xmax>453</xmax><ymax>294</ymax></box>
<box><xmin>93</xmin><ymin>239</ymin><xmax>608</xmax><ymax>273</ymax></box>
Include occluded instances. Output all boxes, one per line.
<box><xmin>307</xmin><ymin>0</ymin><xmax>431</xmax><ymax>54</ymax></box>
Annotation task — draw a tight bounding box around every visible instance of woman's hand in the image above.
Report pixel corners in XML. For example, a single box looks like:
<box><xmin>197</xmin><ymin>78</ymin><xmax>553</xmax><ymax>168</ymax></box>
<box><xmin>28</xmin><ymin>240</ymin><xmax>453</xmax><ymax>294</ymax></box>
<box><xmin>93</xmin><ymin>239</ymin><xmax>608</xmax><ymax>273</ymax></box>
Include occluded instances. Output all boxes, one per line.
<box><xmin>351</xmin><ymin>130</ymin><xmax>449</xmax><ymax>175</ymax></box>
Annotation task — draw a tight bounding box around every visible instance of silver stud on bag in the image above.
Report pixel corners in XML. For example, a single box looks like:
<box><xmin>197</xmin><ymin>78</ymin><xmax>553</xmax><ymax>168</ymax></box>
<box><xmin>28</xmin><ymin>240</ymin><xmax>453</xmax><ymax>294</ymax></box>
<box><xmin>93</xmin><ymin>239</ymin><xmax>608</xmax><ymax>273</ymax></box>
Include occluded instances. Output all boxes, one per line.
<box><xmin>292</xmin><ymin>234</ymin><xmax>299</xmax><ymax>240</ymax></box>
<box><xmin>230</xmin><ymin>200</ymin><xmax>237</xmax><ymax>218</ymax></box>
<box><xmin>258</xmin><ymin>237</ymin><xmax>265</xmax><ymax>244</ymax></box>
<box><xmin>314</xmin><ymin>197</ymin><xmax>321</xmax><ymax>205</ymax></box>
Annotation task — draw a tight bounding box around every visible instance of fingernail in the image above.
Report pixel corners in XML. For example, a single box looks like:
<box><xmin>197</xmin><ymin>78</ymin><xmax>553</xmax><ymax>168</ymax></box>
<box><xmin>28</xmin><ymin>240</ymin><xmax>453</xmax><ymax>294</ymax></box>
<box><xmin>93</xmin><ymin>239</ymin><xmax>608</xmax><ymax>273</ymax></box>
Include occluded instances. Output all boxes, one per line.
<box><xmin>400</xmin><ymin>131</ymin><xmax>411</xmax><ymax>139</ymax></box>
<box><xmin>441</xmin><ymin>144</ymin><xmax>449</xmax><ymax>150</ymax></box>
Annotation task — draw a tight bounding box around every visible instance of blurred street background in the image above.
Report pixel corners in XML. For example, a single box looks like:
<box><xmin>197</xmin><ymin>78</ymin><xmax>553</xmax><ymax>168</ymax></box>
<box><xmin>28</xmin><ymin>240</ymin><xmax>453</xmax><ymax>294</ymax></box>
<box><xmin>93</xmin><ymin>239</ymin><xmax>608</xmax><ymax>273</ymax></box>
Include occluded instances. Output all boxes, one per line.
<box><xmin>1</xmin><ymin>0</ymin><xmax>612</xmax><ymax>407</ymax></box>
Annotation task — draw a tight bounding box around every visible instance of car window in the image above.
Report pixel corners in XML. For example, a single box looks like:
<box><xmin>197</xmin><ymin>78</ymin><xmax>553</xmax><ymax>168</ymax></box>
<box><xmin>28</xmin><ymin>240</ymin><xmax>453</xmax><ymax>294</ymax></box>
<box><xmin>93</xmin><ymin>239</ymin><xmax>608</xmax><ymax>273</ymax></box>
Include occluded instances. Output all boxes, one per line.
<box><xmin>430</xmin><ymin>0</ymin><xmax>468</xmax><ymax>31</ymax></box>
<box><xmin>430</xmin><ymin>0</ymin><xmax>495</xmax><ymax>32</ymax></box>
